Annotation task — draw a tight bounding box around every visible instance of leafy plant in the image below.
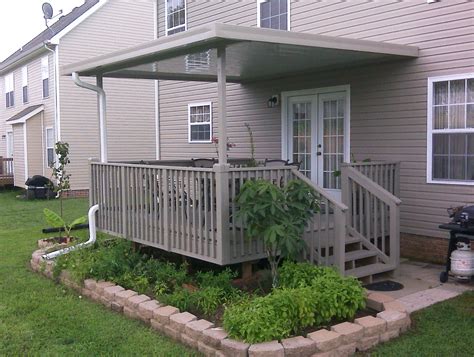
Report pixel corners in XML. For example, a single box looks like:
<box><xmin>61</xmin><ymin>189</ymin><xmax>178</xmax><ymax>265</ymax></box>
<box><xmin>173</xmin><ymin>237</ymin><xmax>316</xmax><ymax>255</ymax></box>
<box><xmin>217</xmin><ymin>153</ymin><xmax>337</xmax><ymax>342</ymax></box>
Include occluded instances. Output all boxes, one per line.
<box><xmin>49</xmin><ymin>141</ymin><xmax>71</xmax><ymax>217</ymax></box>
<box><xmin>236</xmin><ymin>179</ymin><xmax>319</xmax><ymax>287</ymax></box>
<box><xmin>43</xmin><ymin>208</ymin><xmax>87</xmax><ymax>239</ymax></box>
<box><xmin>223</xmin><ymin>262</ymin><xmax>366</xmax><ymax>343</ymax></box>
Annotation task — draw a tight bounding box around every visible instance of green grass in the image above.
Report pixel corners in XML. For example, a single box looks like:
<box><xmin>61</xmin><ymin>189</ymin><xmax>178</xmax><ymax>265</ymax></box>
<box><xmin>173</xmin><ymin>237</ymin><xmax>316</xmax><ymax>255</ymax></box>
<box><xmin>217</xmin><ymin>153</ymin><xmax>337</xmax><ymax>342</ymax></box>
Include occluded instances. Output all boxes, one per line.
<box><xmin>364</xmin><ymin>291</ymin><xmax>474</xmax><ymax>356</ymax></box>
<box><xmin>0</xmin><ymin>188</ymin><xmax>198</xmax><ymax>356</ymax></box>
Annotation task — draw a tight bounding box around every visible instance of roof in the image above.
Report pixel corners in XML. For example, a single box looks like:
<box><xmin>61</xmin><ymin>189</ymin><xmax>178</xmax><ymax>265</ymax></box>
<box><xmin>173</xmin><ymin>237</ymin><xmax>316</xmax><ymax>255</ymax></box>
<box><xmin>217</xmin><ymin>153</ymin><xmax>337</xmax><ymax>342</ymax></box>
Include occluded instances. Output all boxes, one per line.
<box><xmin>61</xmin><ymin>23</ymin><xmax>419</xmax><ymax>84</ymax></box>
<box><xmin>0</xmin><ymin>0</ymin><xmax>99</xmax><ymax>72</ymax></box>
<box><xmin>6</xmin><ymin>105</ymin><xmax>44</xmax><ymax>124</ymax></box>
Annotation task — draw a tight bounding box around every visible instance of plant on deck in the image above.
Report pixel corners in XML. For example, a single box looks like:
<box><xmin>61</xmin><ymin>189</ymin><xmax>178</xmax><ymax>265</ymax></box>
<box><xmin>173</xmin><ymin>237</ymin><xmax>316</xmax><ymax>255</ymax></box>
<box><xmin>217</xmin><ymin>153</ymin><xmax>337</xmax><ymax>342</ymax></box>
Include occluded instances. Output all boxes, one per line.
<box><xmin>236</xmin><ymin>179</ymin><xmax>320</xmax><ymax>287</ymax></box>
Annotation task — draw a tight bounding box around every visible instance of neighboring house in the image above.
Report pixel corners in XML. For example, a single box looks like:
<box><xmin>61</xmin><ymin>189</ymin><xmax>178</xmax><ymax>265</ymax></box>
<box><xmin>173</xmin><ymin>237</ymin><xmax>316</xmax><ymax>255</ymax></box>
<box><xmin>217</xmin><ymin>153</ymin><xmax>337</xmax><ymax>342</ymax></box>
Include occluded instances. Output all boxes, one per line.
<box><xmin>0</xmin><ymin>0</ymin><xmax>157</xmax><ymax>191</ymax></box>
<box><xmin>62</xmin><ymin>0</ymin><xmax>473</xmax><ymax>273</ymax></box>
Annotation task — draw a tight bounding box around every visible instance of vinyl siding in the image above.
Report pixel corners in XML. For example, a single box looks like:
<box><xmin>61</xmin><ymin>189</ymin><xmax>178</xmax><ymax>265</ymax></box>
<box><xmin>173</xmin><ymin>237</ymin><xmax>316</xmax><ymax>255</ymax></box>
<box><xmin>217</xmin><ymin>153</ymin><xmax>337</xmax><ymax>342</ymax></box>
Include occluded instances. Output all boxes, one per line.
<box><xmin>12</xmin><ymin>124</ymin><xmax>25</xmax><ymax>187</ymax></box>
<box><xmin>0</xmin><ymin>51</ymin><xmax>56</xmax><ymax>183</ymax></box>
<box><xmin>156</xmin><ymin>0</ymin><xmax>474</xmax><ymax>238</ymax></box>
<box><xmin>26</xmin><ymin>113</ymin><xmax>44</xmax><ymax>177</ymax></box>
<box><xmin>58</xmin><ymin>0</ymin><xmax>157</xmax><ymax>189</ymax></box>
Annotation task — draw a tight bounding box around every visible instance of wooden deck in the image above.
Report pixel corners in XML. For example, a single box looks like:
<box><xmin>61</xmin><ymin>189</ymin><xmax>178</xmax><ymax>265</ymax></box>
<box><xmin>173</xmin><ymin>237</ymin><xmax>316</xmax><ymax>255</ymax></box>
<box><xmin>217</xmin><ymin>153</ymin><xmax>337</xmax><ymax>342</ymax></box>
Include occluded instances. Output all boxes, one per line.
<box><xmin>0</xmin><ymin>158</ymin><xmax>13</xmax><ymax>186</ymax></box>
<box><xmin>90</xmin><ymin>159</ymin><xmax>401</xmax><ymax>279</ymax></box>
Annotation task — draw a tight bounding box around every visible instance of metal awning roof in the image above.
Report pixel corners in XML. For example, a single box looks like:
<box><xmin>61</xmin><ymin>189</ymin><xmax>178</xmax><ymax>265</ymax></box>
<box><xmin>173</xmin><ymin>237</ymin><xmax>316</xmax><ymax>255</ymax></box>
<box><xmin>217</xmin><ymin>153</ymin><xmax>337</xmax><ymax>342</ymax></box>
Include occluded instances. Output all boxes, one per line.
<box><xmin>61</xmin><ymin>23</ymin><xmax>418</xmax><ymax>83</ymax></box>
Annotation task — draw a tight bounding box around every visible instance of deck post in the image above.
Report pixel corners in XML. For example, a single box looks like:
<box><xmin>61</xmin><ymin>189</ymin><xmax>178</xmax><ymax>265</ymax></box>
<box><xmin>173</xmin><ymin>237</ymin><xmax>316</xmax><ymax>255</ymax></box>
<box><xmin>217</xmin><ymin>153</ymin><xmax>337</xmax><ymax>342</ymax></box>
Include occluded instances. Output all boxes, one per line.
<box><xmin>217</xmin><ymin>46</ymin><xmax>227</xmax><ymax>165</ymax></box>
<box><xmin>214</xmin><ymin>164</ymin><xmax>230</xmax><ymax>265</ymax></box>
<box><xmin>333</xmin><ymin>207</ymin><xmax>346</xmax><ymax>274</ymax></box>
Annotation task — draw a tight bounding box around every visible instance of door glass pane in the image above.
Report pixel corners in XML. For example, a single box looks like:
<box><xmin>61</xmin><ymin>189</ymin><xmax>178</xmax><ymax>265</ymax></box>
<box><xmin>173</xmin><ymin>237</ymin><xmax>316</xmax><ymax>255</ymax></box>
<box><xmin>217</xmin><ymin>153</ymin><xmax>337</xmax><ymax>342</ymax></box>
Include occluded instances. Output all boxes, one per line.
<box><xmin>292</xmin><ymin>102</ymin><xmax>311</xmax><ymax>178</ymax></box>
<box><xmin>322</xmin><ymin>98</ymin><xmax>344</xmax><ymax>189</ymax></box>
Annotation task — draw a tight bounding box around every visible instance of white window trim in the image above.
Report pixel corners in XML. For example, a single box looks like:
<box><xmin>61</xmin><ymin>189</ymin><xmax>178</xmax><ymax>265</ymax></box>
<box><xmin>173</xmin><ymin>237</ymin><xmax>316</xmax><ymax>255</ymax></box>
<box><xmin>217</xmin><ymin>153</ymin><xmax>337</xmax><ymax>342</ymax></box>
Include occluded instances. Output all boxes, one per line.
<box><xmin>41</xmin><ymin>55</ymin><xmax>50</xmax><ymax>99</ymax></box>
<box><xmin>45</xmin><ymin>127</ymin><xmax>55</xmax><ymax>167</ymax></box>
<box><xmin>427</xmin><ymin>72</ymin><xmax>474</xmax><ymax>186</ymax></box>
<box><xmin>257</xmin><ymin>0</ymin><xmax>291</xmax><ymax>31</ymax></box>
<box><xmin>22</xmin><ymin>66</ymin><xmax>28</xmax><ymax>104</ymax></box>
<box><xmin>5</xmin><ymin>72</ymin><xmax>14</xmax><ymax>108</ymax></box>
<box><xmin>188</xmin><ymin>102</ymin><xmax>213</xmax><ymax>143</ymax></box>
<box><xmin>165</xmin><ymin>0</ymin><xmax>187</xmax><ymax>36</ymax></box>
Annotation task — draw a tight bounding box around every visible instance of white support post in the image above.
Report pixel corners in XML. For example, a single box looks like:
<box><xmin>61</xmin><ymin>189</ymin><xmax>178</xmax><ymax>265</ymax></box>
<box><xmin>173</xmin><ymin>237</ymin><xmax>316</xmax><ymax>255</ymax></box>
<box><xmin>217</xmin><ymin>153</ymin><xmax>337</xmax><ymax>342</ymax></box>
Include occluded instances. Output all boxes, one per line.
<box><xmin>217</xmin><ymin>47</ymin><xmax>227</xmax><ymax>165</ymax></box>
<box><xmin>96</xmin><ymin>75</ymin><xmax>108</xmax><ymax>163</ymax></box>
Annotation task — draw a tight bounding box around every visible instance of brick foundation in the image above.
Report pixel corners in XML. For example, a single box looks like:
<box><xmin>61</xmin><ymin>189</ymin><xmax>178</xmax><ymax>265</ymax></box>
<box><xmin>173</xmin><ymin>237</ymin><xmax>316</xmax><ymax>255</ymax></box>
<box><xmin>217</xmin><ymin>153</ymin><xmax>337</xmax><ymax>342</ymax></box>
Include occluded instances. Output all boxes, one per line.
<box><xmin>62</xmin><ymin>189</ymin><xmax>89</xmax><ymax>198</ymax></box>
<box><xmin>401</xmin><ymin>232</ymin><xmax>474</xmax><ymax>265</ymax></box>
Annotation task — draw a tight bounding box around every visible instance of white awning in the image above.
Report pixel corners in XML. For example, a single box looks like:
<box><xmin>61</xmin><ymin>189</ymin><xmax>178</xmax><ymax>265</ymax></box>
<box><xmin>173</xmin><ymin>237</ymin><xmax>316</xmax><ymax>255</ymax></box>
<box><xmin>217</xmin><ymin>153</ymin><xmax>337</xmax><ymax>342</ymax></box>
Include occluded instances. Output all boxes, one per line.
<box><xmin>61</xmin><ymin>23</ymin><xmax>418</xmax><ymax>83</ymax></box>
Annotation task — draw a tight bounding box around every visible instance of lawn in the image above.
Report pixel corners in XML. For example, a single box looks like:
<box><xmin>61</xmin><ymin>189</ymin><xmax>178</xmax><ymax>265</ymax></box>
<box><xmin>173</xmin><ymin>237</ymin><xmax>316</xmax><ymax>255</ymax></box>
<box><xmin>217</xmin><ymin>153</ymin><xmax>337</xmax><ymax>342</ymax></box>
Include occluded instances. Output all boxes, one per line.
<box><xmin>0</xmin><ymin>188</ymin><xmax>198</xmax><ymax>356</ymax></box>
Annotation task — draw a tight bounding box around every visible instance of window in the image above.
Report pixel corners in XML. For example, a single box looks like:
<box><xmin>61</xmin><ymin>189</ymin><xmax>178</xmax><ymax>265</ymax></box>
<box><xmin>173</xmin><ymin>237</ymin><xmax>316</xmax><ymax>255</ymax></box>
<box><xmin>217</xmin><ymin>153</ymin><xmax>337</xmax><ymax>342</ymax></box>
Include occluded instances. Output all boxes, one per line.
<box><xmin>6</xmin><ymin>131</ymin><xmax>13</xmax><ymax>158</ymax></box>
<box><xmin>257</xmin><ymin>0</ymin><xmax>290</xmax><ymax>30</ymax></box>
<box><xmin>46</xmin><ymin>128</ymin><xmax>55</xmax><ymax>167</ymax></box>
<box><xmin>41</xmin><ymin>56</ymin><xmax>49</xmax><ymax>98</ymax></box>
<box><xmin>188</xmin><ymin>102</ymin><xmax>212</xmax><ymax>142</ymax></box>
<box><xmin>22</xmin><ymin>66</ymin><xmax>28</xmax><ymax>103</ymax></box>
<box><xmin>4</xmin><ymin>73</ymin><xmax>14</xmax><ymax>108</ymax></box>
<box><xmin>428</xmin><ymin>74</ymin><xmax>474</xmax><ymax>184</ymax></box>
<box><xmin>166</xmin><ymin>0</ymin><xmax>186</xmax><ymax>35</ymax></box>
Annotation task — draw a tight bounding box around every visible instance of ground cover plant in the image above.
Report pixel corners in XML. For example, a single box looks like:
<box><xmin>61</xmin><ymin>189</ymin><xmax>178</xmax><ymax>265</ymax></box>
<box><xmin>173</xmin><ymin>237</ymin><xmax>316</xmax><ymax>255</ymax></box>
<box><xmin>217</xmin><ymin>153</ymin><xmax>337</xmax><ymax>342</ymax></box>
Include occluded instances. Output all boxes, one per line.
<box><xmin>0</xmin><ymin>188</ymin><xmax>196</xmax><ymax>356</ymax></box>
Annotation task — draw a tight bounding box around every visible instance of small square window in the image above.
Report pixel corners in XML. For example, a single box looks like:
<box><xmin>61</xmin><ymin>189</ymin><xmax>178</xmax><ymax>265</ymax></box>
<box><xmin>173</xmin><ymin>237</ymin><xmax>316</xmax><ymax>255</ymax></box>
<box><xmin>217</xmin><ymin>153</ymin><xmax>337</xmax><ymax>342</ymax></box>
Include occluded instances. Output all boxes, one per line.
<box><xmin>258</xmin><ymin>0</ymin><xmax>289</xmax><ymax>31</ymax></box>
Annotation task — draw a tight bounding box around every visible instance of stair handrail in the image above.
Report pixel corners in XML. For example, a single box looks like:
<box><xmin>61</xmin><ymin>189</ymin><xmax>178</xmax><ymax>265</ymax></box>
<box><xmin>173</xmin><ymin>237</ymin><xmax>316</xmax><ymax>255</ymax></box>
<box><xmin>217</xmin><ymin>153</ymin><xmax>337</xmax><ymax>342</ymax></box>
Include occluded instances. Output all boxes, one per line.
<box><xmin>291</xmin><ymin>169</ymin><xmax>348</xmax><ymax>273</ymax></box>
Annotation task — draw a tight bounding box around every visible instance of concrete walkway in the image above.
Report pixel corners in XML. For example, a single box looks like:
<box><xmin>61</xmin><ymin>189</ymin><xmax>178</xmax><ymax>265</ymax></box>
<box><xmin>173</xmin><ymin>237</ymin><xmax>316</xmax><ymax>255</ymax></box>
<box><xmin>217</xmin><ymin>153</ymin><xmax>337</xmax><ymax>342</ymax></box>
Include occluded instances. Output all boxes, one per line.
<box><xmin>367</xmin><ymin>260</ymin><xmax>473</xmax><ymax>313</ymax></box>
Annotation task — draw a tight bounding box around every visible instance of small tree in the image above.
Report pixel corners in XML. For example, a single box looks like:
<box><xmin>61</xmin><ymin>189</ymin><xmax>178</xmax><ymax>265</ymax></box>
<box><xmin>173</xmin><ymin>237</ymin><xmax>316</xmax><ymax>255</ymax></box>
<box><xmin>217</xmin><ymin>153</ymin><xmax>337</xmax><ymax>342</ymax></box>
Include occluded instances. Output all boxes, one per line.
<box><xmin>236</xmin><ymin>179</ymin><xmax>319</xmax><ymax>287</ymax></box>
<box><xmin>50</xmin><ymin>141</ymin><xmax>71</xmax><ymax>218</ymax></box>
<box><xmin>244</xmin><ymin>123</ymin><xmax>257</xmax><ymax>167</ymax></box>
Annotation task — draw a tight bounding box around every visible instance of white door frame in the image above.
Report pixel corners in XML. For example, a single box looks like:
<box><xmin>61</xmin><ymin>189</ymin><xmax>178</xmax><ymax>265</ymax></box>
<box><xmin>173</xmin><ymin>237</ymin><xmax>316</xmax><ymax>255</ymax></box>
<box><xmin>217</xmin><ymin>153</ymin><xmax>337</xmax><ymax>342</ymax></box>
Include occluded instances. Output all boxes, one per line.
<box><xmin>281</xmin><ymin>85</ymin><xmax>351</xmax><ymax>186</ymax></box>
<box><xmin>6</xmin><ymin>130</ymin><xmax>13</xmax><ymax>158</ymax></box>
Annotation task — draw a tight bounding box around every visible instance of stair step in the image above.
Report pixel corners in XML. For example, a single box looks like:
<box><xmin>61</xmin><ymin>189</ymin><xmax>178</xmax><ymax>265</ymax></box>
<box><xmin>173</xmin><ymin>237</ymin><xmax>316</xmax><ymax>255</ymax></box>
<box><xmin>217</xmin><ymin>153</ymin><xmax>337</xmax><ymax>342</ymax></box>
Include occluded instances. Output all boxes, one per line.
<box><xmin>345</xmin><ymin>263</ymin><xmax>396</xmax><ymax>278</ymax></box>
<box><xmin>345</xmin><ymin>250</ymin><xmax>377</xmax><ymax>262</ymax></box>
<box><xmin>345</xmin><ymin>235</ymin><xmax>362</xmax><ymax>245</ymax></box>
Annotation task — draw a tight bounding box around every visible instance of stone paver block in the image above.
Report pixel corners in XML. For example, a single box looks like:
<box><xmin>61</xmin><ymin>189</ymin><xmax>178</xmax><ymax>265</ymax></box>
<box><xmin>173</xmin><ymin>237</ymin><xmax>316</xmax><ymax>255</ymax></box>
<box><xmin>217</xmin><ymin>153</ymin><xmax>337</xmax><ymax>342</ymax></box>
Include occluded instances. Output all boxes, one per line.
<box><xmin>376</xmin><ymin>310</ymin><xmax>409</xmax><ymax>331</ymax></box>
<box><xmin>380</xmin><ymin>328</ymin><xmax>399</xmax><ymax>343</ymax></box>
<box><xmin>310</xmin><ymin>351</ymin><xmax>335</xmax><ymax>357</ymax></box>
<box><xmin>202</xmin><ymin>327</ymin><xmax>228</xmax><ymax>348</ymax></box>
<box><xmin>354</xmin><ymin>316</ymin><xmax>386</xmax><ymax>335</ymax></box>
<box><xmin>103</xmin><ymin>285</ymin><xmax>125</xmax><ymax>300</ymax></box>
<box><xmin>366</xmin><ymin>292</ymin><xmax>394</xmax><ymax>311</ymax></box>
<box><xmin>153</xmin><ymin>305</ymin><xmax>180</xmax><ymax>324</ymax></box>
<box><xmin>169</xmin><ymin>312</ymin><xmax>197</xmax><ymax>332</ymax></box>
<box><xmin>115</xmin><ymin>290</ymin><xmax>138</xmax><ymax>306</ymax></box>
<box><xmin>357</xmin><ymin>335</ymin><xmax>379</xmax><ymax>351</ymax></box>
<box><xmin>282</xmin><ymin>336</ymin><xmax>317</xmax><ymax>357</ymax></box>
<box><xmin>335</xmin><ymin>343</ymin><xmax>356</xmax><ymax>357</ymax></box>
<box><xmin>124</xmin><ymin>306</ymin><xmax>138</xmax><ymax>319</ymax></box>
<box><xmin>181</xmin><ymin>333</ymin><xmax>198</xmax><ymax>349</ymax></box>
<box><xmin>84</xmin><ymin>279</ymin><xmax>97</xmax><ymax>290</ymax></box>
<box><xmin>163</xmin><ymin>324</ymin><xmax>181</xmax><ymax>340</ymax></box>
<box><xmin>100</xmin><ymin>295</ymin><xmax>112</xmax><ymax>308</ymax></box>
<box><xmin>197</xmin><ymin>341</ymin><xmax>218</xmax><ymax>357</ymax></box>
<box><xmin>111</xmin><ymin>302</ymin><xmax>123</xmax><ymax>312</ymax></box>
<box><xmin>249</xmin><ymin>341</ymin><xmax>284</xmax><ymax>357</ymax></box>
<box><xmin>138</xmin><ymin>299</ymin><xmax>161</xmax><ymax>320</ymax></box>
<box><xmin>89</xmin><ymin>291</ymin><xmax>100</xmax><ymax>302</ymax></box>
<box><xmin>307</xmin><ymin>329</ymin><xmax>342</xmax><ymax>352</ymax></box>
<box><xmin>126</xmin><ymin>294</ymin><xmax>151</xmax><ymax>309</ymax></box>
<box><xmin>185</xmin><ymin>319</ymin><xmax>214</xmax><ymax>340</ymax></box>
<box><xmin>330</xmin><ymin>322</ymin><xmax>364</xmax><ymax>345</ymax></box>
<box><xmin>221</xmin><ymin>338</ymin><xmax>250</xmax><ymax>357</ymax></box>
<box><xmin>81</xmin><ymin>288</ymin><xmax>92</xmax><ymax>298</ymax></box>
<box><xmin>383</xmin><ymin>300</ymin><xmax>408</xmax><ymax>313</ymax></box>
<box><xmin>150</xmin><ymin>319</ymin><xmax>165</xmax><ymax>333</ymax></box>
<box><xmin>95</xmin><ymin>281</ymin><xmax>115</xmax><ymax>295</ymax></box>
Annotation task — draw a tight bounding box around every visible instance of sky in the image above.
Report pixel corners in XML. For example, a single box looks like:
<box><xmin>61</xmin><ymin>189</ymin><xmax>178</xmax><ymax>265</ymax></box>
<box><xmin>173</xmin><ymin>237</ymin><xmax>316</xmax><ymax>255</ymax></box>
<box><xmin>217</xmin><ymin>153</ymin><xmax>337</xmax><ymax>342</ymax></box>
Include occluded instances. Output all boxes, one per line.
<box><xmin>0</xmin><ymin>0</ymin><xmax>85</xmax><ymax>62</ymax></box>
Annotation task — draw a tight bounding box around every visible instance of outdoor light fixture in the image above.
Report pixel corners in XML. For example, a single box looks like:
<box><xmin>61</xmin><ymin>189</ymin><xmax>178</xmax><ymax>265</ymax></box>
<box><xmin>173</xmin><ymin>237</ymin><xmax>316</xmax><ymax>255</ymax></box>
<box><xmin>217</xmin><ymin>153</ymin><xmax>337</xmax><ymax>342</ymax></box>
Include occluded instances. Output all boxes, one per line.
<box><xmin>267</xmin><ymin>95</ymin><xmax>279</xmax><ymax>108</ymax></box>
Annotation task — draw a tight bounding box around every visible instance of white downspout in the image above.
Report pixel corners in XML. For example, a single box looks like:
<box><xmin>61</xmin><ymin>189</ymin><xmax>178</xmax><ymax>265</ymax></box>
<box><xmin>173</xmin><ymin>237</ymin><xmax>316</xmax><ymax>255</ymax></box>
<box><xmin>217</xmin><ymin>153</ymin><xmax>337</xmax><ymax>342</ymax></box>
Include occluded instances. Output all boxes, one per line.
<box><xmin>72</xmin><ymin>72</ymin><xmax>108</xmax><ymax>162</ymax></box>
<box><xmin>42</xmin><ymin>204</ymin><xmax>99</xmax><ymax>260</ymax></box>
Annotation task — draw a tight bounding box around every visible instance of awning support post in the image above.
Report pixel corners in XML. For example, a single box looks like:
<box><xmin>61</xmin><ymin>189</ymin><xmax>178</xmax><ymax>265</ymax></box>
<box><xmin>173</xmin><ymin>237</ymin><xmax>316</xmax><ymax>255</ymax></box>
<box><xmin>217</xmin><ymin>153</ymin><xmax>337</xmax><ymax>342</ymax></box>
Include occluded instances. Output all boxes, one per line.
<box><xmin>217</xmin><ymin>46</ymin><xmax>227</xmax><ymax>165</ymax></box>
<box><xmin>72</xmin><ymin>72</ymin><xmax>108</xmax><ymax>163</ymax></box>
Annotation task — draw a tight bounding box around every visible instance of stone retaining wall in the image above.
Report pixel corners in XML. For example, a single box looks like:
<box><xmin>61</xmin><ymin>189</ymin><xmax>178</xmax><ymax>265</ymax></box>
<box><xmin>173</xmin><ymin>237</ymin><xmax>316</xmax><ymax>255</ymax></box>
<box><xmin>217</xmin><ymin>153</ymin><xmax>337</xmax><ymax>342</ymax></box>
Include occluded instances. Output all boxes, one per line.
<box><xmin>30</xmin><ymin>248</ymin><xmax>411</xmax><ymax>357</ymax></box>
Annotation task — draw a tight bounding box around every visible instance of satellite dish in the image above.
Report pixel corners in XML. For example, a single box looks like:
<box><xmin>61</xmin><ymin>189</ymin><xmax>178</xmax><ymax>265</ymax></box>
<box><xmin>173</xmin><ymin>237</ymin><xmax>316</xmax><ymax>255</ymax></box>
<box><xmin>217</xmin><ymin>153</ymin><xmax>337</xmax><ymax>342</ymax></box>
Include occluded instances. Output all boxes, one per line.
<box><xmin>42</xmin><ymin>2</ymin><xmax>54</xmax><ymax>20</ymax></box>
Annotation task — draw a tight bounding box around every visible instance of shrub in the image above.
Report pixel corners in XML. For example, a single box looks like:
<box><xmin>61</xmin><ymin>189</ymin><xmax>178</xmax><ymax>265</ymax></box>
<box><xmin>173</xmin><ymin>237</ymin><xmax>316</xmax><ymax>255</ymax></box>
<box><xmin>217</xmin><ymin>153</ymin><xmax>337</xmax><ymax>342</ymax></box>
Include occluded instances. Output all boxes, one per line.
<box><xmin>223</xmin><ymin>262</ymin><xmax>366</xmax><ymax>343</ymax></box>
<box><xmin>196</xmin><ymin>268</ymin><xmax>236</xmax><ymax>292</ymax></box>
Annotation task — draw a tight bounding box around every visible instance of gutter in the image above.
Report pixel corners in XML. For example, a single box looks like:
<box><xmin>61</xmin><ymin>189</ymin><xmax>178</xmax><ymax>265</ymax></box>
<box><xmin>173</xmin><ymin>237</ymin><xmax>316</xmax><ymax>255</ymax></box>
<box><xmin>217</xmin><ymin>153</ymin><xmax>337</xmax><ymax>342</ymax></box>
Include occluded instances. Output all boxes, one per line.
<box><xmin>72</xmin><ymin>72</ymin><xmax>108</xmax><ymax>162</ymax></box>
<box><xmin>42</xmin><ymin>204</ymin><xmax>99</xmax><ymax>260</ymax></box>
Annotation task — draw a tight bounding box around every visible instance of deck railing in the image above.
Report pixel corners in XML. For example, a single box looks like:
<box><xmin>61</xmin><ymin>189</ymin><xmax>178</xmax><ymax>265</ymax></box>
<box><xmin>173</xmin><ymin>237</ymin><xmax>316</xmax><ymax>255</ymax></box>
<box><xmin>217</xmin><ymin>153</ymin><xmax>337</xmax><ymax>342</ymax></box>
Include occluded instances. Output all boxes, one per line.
<box><xmin>0</xmin><ymin>157</ymin><xmax>14</xmax><ymax>186</ymax></box>
<box><xmin>341</xmin><ymin>165</ymin><xmax>401</xmax><ymax>268</ymax></box>
<box><xmin>345</xmin><ymin>161</ymin><xmax>400</xmax><ymax>197</ymax></box>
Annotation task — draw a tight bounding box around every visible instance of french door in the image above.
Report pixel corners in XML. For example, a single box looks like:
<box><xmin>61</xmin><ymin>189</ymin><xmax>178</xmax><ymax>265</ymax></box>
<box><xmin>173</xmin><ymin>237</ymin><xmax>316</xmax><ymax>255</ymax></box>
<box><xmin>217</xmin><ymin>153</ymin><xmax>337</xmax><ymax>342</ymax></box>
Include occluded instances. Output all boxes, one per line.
<box><xmin>285</xmin><ymin>88</ymin><xmax>349</xmax><ymax>200</ymax></box>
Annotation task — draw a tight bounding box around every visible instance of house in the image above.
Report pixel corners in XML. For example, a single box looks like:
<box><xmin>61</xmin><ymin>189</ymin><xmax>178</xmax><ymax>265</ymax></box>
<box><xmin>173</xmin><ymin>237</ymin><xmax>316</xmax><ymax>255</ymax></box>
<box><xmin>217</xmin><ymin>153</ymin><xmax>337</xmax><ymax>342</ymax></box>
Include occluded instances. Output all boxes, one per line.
<box><xmin>16</xmin><ymin>0</ymin><xmax>474</xmax><ymax>278</ymax></box>
<box><xmin>0</xmin><ymin>0</ymin><xmax>158</xmax><ymax>192</ymax></box>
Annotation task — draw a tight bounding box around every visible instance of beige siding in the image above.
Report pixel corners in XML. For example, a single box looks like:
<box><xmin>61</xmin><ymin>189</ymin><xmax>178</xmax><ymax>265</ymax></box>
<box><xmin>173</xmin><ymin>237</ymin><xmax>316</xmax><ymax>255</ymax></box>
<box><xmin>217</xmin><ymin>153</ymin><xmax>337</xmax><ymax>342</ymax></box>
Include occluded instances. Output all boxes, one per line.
<box><xmin>26</xmin><ymin>113</ymin><xmax>44</xmax><ymax>177</ymax></box>
<box><xmin>155</xmin><ymin>0</ymin><xmax>474</xmax><ymax>238</ymax></box>
<box><xmin>58</xmin><ymin>0</ymin><xmax>157</xmax><ymax>189</ymax></box>
<box><xmin>12</xmin><ymin>124</ymin><xmax>25</xmax><ymax>187</ymax></box>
